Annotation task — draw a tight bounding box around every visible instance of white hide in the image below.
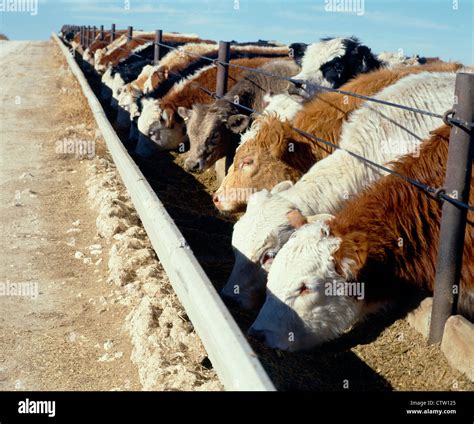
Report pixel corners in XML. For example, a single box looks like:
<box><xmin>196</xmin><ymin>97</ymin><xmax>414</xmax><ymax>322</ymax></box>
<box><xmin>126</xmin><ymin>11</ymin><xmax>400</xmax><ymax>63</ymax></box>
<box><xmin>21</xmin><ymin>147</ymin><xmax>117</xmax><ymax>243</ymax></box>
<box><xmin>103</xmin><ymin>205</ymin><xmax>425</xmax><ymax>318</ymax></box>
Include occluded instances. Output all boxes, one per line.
<box><xmin>111</xmin><ymin>72</ymin><xmax>125</xmax><ymax>100</ymax></box>
<box><xmin>101</xmin><ymin>67</ymin><xmax>115</xmax><ymax>89</ymax></box>
<box><xmin>378</xmin><ymin>51</ymin><xmax>422</xmax><ymax>68</ymax></box>
<box><xmin>137</xmin><ymin>98</ymin><xmax>161</xmax><ymax>135</ymax></box>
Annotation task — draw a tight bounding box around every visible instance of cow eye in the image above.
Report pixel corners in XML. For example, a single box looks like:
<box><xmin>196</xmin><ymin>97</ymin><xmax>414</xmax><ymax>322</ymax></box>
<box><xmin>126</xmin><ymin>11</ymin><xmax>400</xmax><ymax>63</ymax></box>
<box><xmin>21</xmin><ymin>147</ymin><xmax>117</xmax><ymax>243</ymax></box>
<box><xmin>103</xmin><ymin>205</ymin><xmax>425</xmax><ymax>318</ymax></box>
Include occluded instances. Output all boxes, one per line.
<box><xmin>260</xmin><ymin>249</ymin><xmax>276</xmax><ymax>266</ymax></box>
<box><xmin>239</xmin><ymin>157</ymin><xmax>254</xmax><ymax>170</ymax></box>
<box><xmin>299</xmin><ymin>283</ymin><xmax>311</xmax><ymax>296</ymax></box>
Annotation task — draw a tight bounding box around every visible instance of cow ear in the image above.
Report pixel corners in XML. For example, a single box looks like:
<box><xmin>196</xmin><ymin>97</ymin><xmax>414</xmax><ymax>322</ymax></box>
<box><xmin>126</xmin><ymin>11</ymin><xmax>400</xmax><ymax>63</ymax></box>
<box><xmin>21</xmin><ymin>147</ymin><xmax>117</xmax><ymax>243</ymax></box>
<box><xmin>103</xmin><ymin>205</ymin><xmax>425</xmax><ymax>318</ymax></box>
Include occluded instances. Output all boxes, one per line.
<box><xmin>333</xmin><ymin>232</ymin><xmax>368</xmax><ymax>279</ymax></box>
<box><xmin>286</xmin><ymin>209</ymin><xmax>307</xmax><ymax>229</ymax></box>
<box><xmin>157</xmin><ymin>65</ymin><xmax>169</xmax><ymax>80</ymax></box>
<box><xmin>286</xmin><ymin>210</ymin><xmax>333</xmax><ymax>229</ymax></box>
<box><xmin>227</xmin><ymin>114</ymin><xmax>250</xmax><ymax>134</ymax></box>
<box><xmin>271</xmin><ymin>180</ymin><xmax>293</xmax><ymax>194</ymax></box>
<box><xmin>163</xmin><ymin>108</ymin><xmax>174</xmax><ymax>128</ymax></box>
<box><xmin>177</xmin><ymin>107</ymin><xmax>192</xmax><ymax>120</ymax></box>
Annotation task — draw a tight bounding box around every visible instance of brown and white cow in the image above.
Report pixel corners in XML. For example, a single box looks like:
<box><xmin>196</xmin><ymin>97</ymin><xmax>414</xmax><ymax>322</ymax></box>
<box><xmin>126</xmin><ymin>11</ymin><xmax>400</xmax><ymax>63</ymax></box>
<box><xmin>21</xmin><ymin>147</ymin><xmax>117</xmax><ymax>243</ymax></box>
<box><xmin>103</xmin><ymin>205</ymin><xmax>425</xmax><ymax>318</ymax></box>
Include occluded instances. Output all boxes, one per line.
<box><xmin>249</xmin><ymin>125</ymin><xmax>474</xmax><ymax>351</ymax></box>
<box><xmin>82</xmin><ymin>30</ymin><xmax>128</xmax><ymax>65</ymax></box>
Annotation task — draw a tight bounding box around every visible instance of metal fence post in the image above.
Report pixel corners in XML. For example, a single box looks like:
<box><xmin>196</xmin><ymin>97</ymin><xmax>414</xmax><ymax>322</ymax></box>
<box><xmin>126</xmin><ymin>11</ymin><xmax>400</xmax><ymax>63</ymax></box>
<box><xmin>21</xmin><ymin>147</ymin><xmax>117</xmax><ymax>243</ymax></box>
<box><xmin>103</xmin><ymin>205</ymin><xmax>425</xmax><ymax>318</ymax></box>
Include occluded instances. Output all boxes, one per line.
<box><xmin>127</xmin><ymin>26</ymin><xmax>133</xmax><ymax>41</ymax></box>
<box><xmin>111</xmin><ymin>23</ymin><xmax>116</xmax><ymax>41</ymax></box>
<box><xmin>92</xmin><ymin>26</ymin><xmax>96</xmax><ymax>43</ymax></box>
<box><xmin>215</xmin><ymin>41</ymin><xmax>231</xmax><ymax>179</ymax></box>
<box><xmin>100</xmin><ymin>25</ymin><xmax>104</xmax><ymax>41</ymax></box>
<box><xmin>80</xmin><ymin>26</ymin><xmax>84</xmax><ymax>46</ymax></box>
<box><xmin>87</xmin><ymin>26</ymin><xmax>91</xmax><ymax>47</ymax></box>
<box><xmin>428</xmin><ymin>72</ymin><xmax>474</xmax><ymax>344</ymax></box>
<box><xmin>216</xmin><ymin>41</ymin><xmax>231</xmax><ymax>97</ymax></box>
<box><xmin>154</xmin><ymin>29</ymin><xmax>163</xmax><ymax>65</ymax></box>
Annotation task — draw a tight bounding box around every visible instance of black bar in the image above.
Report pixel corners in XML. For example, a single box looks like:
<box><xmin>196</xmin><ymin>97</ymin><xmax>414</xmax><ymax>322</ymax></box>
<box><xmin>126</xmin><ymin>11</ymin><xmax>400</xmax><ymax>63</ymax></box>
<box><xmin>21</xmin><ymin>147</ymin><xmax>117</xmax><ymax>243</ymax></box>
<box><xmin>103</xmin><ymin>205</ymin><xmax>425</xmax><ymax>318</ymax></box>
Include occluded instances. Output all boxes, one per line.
<box><xmin>429</xmin><ymin>72</ymin><xmax>474</xmax><ymax>343</ymax></box>
<box><xmin>216</xmin><ymin>41</ymin><xmax>231</xmax><ymax>97</ymax></box>
<box><xmin>154</xmin><ymin>29</ymin><xmax>163</xmax><ymax>65</ymax></box>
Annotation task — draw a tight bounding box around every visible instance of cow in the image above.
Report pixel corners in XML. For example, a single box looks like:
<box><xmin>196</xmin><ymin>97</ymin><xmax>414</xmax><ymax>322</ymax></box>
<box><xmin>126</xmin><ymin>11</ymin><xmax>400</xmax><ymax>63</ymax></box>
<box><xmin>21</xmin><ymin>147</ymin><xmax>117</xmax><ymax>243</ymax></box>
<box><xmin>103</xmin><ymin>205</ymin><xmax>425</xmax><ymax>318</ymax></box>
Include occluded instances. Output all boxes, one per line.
<box><xmin>248</xmin><ymin>125</ymin><xmax>474</xmax><ymax>351</ymax></box>
<box><xmin>214</xmin><ymin>62</ymin><xmax>461</xmax><ymax>213</ymax></box>
<box><xmin>180</xmin><ymin>59</ymin><xmax>300</xmax><ymax>172</ymax></box>
<box><xmin>182</xmin><ymin>37</ymin><xmax>425</xmax><ymax>177</ymax></box>
<box><xmin>220</xmin><ymin>65</ymin><xmax>463</xmax><ymax>311</ymax></box>
<box><xmin>135</xmin><ymin>57</ymin><xmax>275</xmax><ymax>153</ymax></box>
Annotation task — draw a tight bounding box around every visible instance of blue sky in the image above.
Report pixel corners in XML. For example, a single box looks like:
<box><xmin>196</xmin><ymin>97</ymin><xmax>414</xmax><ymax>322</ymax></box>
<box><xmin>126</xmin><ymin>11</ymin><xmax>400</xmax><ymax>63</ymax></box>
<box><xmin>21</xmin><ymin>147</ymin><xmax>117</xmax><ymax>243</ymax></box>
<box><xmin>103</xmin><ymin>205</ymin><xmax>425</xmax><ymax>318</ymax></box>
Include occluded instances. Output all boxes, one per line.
<box><xmin>0</xmin><ymin>0</ymin><xmax>472</xmax><ymax>64</ymax></box>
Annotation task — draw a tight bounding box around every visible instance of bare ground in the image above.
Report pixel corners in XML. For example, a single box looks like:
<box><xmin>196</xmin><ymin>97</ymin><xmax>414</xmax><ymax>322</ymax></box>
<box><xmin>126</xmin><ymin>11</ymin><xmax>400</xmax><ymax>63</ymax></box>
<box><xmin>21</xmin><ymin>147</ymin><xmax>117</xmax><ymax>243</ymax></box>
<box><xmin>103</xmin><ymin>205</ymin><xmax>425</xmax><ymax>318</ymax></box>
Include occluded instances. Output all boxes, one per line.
<box><xmin>0</xmin><ymin>40</ymin><xmax>220</xmax><ymax>391</ymax></box>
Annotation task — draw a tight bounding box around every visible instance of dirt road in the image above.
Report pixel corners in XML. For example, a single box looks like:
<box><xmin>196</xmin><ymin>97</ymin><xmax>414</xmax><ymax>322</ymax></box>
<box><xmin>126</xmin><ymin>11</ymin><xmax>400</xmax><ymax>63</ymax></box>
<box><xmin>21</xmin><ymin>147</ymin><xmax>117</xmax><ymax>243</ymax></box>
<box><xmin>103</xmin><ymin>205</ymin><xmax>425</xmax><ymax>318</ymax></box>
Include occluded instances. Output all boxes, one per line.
<box><xmin>0</xmin><ymin>40</ymin><xmax>141</xmax><ymax>390</ymax></box>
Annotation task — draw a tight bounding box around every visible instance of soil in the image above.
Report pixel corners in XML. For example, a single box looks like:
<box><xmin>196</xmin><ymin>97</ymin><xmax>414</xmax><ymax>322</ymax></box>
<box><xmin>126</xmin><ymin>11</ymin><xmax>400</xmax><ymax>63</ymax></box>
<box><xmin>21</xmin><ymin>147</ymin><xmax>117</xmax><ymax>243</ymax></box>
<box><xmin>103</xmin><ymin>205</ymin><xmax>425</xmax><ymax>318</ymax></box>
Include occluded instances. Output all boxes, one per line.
<box><xmin>0</xmin><ymin>39</ymin><xmax>221</xmax><ymax>391</ymax></box>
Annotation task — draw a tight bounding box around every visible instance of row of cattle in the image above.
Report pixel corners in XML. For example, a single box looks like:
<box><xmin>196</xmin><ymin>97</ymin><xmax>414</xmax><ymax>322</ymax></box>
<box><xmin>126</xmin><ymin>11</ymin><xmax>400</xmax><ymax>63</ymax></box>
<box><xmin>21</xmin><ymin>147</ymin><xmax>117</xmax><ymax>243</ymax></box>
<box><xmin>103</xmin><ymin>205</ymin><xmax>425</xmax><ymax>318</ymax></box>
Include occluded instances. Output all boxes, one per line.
<box><xmin>60</xmin><ymin>26</ymin><xmax>473</xmax><ymax>352</ymax></box>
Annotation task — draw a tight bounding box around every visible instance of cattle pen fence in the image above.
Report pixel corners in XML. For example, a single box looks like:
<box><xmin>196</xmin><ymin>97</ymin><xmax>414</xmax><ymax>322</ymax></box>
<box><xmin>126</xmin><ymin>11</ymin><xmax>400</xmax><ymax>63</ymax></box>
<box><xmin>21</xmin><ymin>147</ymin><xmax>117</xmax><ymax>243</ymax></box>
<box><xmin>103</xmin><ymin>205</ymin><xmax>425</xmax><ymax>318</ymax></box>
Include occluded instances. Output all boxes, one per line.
<box><xmin>62</xmin><ymin>24</ymin><xmax>474</xmax><ymax>348</ymax></box>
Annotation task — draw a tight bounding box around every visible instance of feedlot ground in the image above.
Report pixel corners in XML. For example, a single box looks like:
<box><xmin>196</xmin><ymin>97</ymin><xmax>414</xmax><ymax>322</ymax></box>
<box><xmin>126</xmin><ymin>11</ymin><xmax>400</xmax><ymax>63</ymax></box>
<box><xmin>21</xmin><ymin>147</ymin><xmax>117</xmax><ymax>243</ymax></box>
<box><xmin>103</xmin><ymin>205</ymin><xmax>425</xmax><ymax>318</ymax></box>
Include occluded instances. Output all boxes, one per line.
<box><xmin>0</xmin><ymin>40</ymin><xmax>220</xmax><ymax>391</ymax></box>
<box><xmin>0</xmin><ymin>40</ymin><xmax>140</xmax><ymax>390</ymax></box>
<box><xmin>81</xmin><ymin>50</ymin><xmax>473</xmax><ymax>391</ymax></box>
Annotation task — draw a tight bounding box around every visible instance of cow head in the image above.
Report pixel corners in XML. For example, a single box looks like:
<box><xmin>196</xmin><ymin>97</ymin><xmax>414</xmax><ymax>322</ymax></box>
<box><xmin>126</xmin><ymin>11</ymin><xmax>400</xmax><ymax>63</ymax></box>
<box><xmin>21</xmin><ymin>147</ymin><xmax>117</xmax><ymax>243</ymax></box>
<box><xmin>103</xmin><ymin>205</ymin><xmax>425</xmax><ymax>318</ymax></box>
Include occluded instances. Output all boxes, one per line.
<box><xmin>289</xmin><ymin>37</ymin><xmax>381</xmax><ymax>98</ymax></box>
<box><xmin>249</xmin><ymin>220</ymin><xmax>369</xmax><ymax>351</ymax></box>
<box><xmin>180</xmin><ymin>102</ymin><xmax>251</xmax><ymax>173</ymax></box>
<box><xmin>212</xmin><ymin>116</ymin><xmax>312</xmax><ymax>212</ymax></box>
<box><xmin>145</xmin><ymin>65</ymin><xmax>170</xmax><ymax>94</ymax></box>
<box><xmin>118</xmin><ymin>84</ymin><xmax>142</xmax><ymax>114</ymax></box>
<box><xmin>136</xmin><ymin>99</ymin><xmax>187</xmax><ymax>151</ymax></box>
<box><xmin>221</xmin><ymin>183</ymin><xmax>296</xmax><ymax>310</ymax></box>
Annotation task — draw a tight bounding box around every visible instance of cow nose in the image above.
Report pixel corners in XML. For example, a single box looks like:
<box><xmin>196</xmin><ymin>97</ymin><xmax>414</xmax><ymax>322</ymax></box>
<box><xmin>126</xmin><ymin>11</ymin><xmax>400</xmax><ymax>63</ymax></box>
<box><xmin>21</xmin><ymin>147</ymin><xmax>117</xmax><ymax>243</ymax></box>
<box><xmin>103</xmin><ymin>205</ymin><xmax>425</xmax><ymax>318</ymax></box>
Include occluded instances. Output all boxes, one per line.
<box><xmin>248</xmin><ymin>327</ymin><xmax>266</xmax><ymax>344</ymax></box>
<box><xmin>212</xmin><ymin>193</ymin><xmax>220</xmax><ymax>206</ymax></box>
<box><xmin>185</xmin><ymin>159</ymin><xmax>199</xmax><ymax>172</ymax></box>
